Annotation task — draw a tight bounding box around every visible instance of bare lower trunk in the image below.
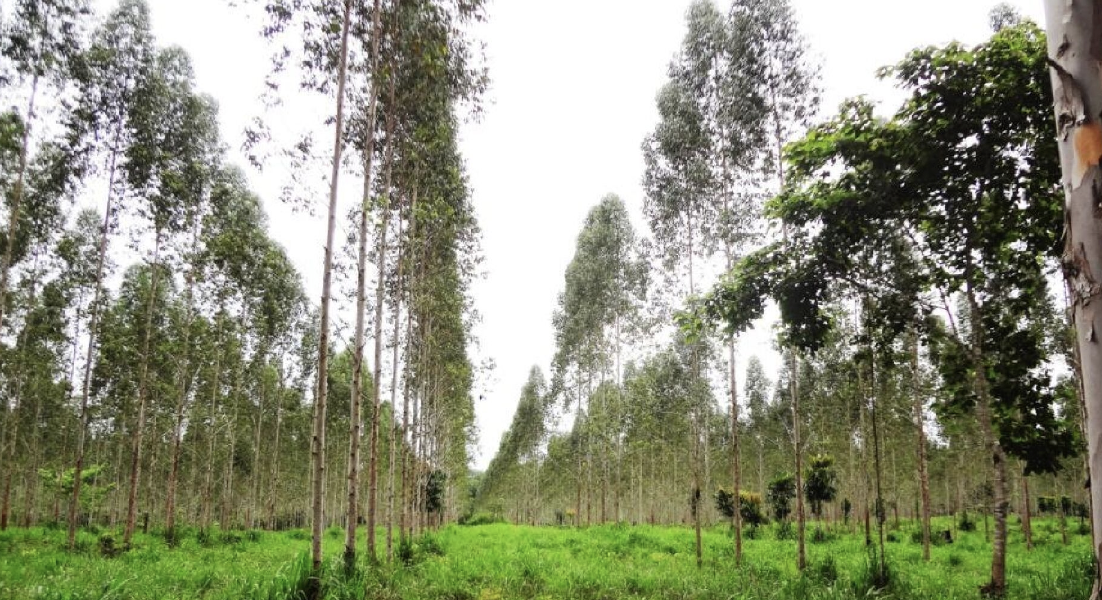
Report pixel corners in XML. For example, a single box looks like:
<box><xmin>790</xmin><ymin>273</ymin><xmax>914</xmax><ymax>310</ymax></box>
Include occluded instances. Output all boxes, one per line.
<box><xmin>1020</xmin><ymin>467</ymin><xmax>1032</xmax><ymax>550</ymax></box>
<box><xmin>123</xmin><ymin>234</ymin><xmax>163</xmax><ymax>548</ymax></box>
<box><xmin>267</xmin><ymin>376</ymin><xmax>284</xmax><ymax>529</ymax></box>
<box><xmin>165</xmin><ymin>242</ymin><xmax>197</xmax><ymax>540</ymax></box>
<box><xmin>965</xmin><ymin>287</ymin><xmax>1007</xmax><ymax>595</ymax></box>
<box><xmin>792</xmin><ymin>349</ymin><xmax>805</xmax><ymax>571</ymax></box>
<box><xmin>912</xmin><ymin>333</ymin><xmax>931</xmax><ymax>561</ymax></box>
<box><xmin>202</xmin><ymin>316</ymin><xmax>223</xmax><ymax>532</ymax></box>
<box><xmin>386</xmin><ymin>216</ymin><xmax>405</xmax><ymax>561</ymax></box>
<box><xmin>729</xmin><ymin>339</ymin><xmax>741</xmax><ymax>566</ymax></box>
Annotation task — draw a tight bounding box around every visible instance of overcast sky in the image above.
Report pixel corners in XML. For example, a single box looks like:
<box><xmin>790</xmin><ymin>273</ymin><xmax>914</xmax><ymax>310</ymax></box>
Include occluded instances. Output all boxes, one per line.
<box><xmin>128</xmin><ymin>0</ymin><xmax>1046</xmax><ymax>470</ymax></box>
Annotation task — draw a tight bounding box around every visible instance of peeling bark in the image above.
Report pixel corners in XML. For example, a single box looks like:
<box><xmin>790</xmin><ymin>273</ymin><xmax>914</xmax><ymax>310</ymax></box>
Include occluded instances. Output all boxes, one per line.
<box><xmin>1043</xmin><ymin>2</ymin><xmax>1102</xmax><ymax>596</ymax></box>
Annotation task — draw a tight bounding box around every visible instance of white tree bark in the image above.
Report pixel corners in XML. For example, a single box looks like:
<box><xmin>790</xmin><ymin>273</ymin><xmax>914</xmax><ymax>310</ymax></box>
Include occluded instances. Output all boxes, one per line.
<box><xmin>1043</xmin><ymin>2</ymin><xmax>1102</xmax><ymax>595</ymax></box>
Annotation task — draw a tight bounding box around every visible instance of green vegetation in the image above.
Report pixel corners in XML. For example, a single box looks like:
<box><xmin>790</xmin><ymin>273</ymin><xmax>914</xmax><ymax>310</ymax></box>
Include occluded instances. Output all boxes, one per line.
<box><xmin>0</xmin><ymin>520</ymin><xmax>1090</xmax><ymax>600</ymax></box>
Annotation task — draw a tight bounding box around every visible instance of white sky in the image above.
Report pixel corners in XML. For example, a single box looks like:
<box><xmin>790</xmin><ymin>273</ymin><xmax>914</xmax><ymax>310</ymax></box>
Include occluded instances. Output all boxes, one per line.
<box><xmin>122</xmin><ymin>0</ymin><xmax>1045</xmax><ymax>470</ymax></box>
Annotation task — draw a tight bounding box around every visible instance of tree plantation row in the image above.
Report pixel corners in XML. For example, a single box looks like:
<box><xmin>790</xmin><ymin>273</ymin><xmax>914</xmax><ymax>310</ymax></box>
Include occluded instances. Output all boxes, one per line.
<box><xmin>0</xmin><ymin>0</ymin><xmax>486</xmax><ymax>573</ymax></box>
<box><xmin>475</xmin><ymin>3</ymin><xmax>1093</xmax><ymax>597</ymax></box>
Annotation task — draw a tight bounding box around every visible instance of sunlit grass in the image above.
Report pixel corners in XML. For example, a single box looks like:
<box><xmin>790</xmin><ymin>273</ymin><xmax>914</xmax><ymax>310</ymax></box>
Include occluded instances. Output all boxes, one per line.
<box><xmin>0</xmin><ymin>517</ymin><xmax>1091</xmax><ymax>599</ymax></box>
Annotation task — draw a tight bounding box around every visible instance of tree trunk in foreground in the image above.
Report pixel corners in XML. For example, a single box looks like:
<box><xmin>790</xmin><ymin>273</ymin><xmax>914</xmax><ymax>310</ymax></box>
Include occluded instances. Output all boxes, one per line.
<box><xmin>1043</xmin><ymin>3</ymin><xmax>1102</xmax><ymax>596</ymax></box>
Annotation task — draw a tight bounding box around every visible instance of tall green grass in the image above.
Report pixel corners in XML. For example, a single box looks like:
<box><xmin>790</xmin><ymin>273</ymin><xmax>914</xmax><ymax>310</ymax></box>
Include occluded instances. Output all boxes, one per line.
<box><xmin>0</xmin><ymin>517</ymin><xmax>1091</xmax><ymax>599</ymax></box>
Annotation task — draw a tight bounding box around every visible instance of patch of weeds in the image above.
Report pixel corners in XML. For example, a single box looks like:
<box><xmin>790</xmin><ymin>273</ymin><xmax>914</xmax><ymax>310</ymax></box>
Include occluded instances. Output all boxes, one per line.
<box><xmin>419</xmin><ymin>533</ymin><xmax>445</xmax><ymax>557</ymax></box>
<box><xmin>219</xmin><ymin>531</ymin><xmax>243</xmax><ymax>545</ymax></box>
<box><xmin>98</xmin><ymin>534</ymin><xmax>121</xmax><ymax>558</ymax></box>
<box><xmin>812</xmin><ymin>554</ymin><xmax>838</xmax><ymax>584</ymax></box>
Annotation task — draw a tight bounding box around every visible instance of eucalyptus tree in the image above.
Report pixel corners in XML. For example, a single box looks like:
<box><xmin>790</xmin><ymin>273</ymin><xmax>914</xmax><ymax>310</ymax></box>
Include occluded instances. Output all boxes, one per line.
<box><xmin>479</xmin><ymin>367</ymin><xmax>548</xmax><ymax>520</ymax></box>
<box><xmin>161</xmin><ymin>90</ymin><xmax>224</xmax><ymax>540</ymax></box>
<box><xmin>1042</xmin><ymin>1</ymin><xmax>1102</xmax><ymax>588</ymax></box>
<box><xmin>340</xmin><ymin>0</ymin><xmax>384</xmax><ymax>566</ymax></box>
<box><xmin>0</xmin><ymin>0</ymin><xmax>91</xmax><ymax>335</ymax></box>
<box><xmin>744</xmin><ymin>356</ymin><xmax>770</xmax><ymax>495</ymax></box>
<box><xmin>109</xmin><ymin>44</ymin><xmax>219</xmax><ymax>547</ymax></box>
<box><xmin>65</xmin><ymin>0</ymin><xmax>155</xmax><ymax>549</ymax></box>
<box><xmin>550</xmin><ymin>195</ymin><xmax>643</xmax><ymax>526</ymax></box>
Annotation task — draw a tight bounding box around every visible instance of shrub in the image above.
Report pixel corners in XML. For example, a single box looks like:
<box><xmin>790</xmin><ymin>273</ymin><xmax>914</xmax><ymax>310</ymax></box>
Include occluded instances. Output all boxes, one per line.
<box><xmin>98</xmin><ymin>534</ymin><xmax>120</xmax><ymax>558</ymax></box>
<box><xmin>460</xmin><ymin>511</ymin><xmax>503</xmax><ymax>526</ymax></box>
<box><xmin>813</xmin><ymin>555</ymin><xmax>838</xmax><ymax>584</ymax></box>
<box><xmin>767</xmin><ymin>473</ymin><xmax>796</xmax><ymax>522</ymax></box>
<box><xmin>959</xmin><ymin>512</ymin><xmax>976</xmax><ymax>532</ymax></box>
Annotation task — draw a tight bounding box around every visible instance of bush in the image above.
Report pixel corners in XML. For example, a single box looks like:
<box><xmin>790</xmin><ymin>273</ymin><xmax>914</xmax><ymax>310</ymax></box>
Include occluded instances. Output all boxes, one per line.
<box><xmin>98</xmin><ymin>534</ymin><xmax>120</xmax><ymax>558</ymax></box>
<box><xmin>959</xmin><ymin>512</ymin><xmax>976</xmax><ymax>532</ymax></box>
<box><xmin>219</xmin><ymin>531</ymin><xmax>242</xmax><ymax>545</ymax></box>
<box><xmin>813</xmin><ymin>555</ymin><xmax>838</xmax><ymax>584</ymax></box>
<box><xmin>459</xmin><ymin>511</ymin><xmax>503</xmax><ymax>526</ymax></box>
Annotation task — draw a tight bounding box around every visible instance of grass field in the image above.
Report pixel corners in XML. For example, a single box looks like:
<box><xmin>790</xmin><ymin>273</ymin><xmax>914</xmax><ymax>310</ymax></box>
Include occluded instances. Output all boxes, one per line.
<box><xmin>0</xmin><ymin>517</ymin><xmax>1092</xmax><ymax>600</ymax></box>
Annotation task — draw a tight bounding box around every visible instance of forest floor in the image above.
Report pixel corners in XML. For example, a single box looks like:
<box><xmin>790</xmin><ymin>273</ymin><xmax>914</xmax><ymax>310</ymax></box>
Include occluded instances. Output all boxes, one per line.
<box><xmin>0</xmin><ymin>517</ymin><xmax>1091</xmax><ymax>600</ymax></box>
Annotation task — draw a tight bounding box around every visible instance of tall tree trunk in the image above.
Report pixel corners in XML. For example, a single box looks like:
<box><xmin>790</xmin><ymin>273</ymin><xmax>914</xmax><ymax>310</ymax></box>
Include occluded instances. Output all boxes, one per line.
<box><xmin>965</xmin><ymin>287</ymin><xmax>1008</xmax><ymax>596</ymax></box>
<box><xmin>165</xmin><ymin>222</ymin><xmax>199</xmax><ymax>541</ymax></box>
<box><xmin>267</xmin><ymin>374</ymin><xmax>284</xmax><ymax>529</ymax></box>
<box><xmin>1020</xmin><ymin>466</ymin><xmax>1033</xmax><ymax>551</ymax></box>
<box><xmin>791</xmin><ymin>349</ymin><xmax>806</xmax><ymax>571</ymax></box>
<box><xmin>202</xmin><ymin>311</ymin><xmax>223</xmax><ymax>532</ymax></box>
<box><xmin>912</xmin><ymin>332</ymin><xmax>931</xmax><ymax>561</ymax></box>
<box><xmin>249</xmin><ymin>370</ymin><xmax>266</xmax><ymax>529</ymax></box>
<box><xmin>386</xmin><ymin>214</ymin><xmax>405</xmax><ymax>561</ymax></box>
<box><xmin>367</xmin><ymin>67</ymin><xmax>398</xmax><ymax>562</ymax></box>
<box><xmin>68</xmin><ymin>137</ymin><xmax>121</xmax><ymax>549</ymax></box>
<box><xmin>123</xmin><ymin>233</ymin><xmax>163</xmax><ymax>548</ymax></box>
<box><xmin>1042</xmin><ymin>4</ymin><xmax>1102</xmax><ymax>596</ymax></box>
<box><xmin>345</xmin><ymin>0</ymin><xmax>383</xmax><ymax>566</ymax></box>
<box><xmin>1</xmin><ymin>356</ymin><xmax>25</xmax><ymax>531</ymax></box>
<box><xmin>310</xmin><ymin>0</ymin><xmax>353</xmax><ymax>574</ymax></box>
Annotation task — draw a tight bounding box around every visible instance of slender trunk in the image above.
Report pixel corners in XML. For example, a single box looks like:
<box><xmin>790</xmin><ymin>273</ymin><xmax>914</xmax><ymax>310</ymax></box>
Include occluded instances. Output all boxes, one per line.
<box><xmin>792</xmin><ymin>349</ymin><xmax>806</xmax><ymax>571</ymax></box>
<box><xmin>202</xmin><ymin>312</ymin><xmax>224</xmax><ymax>531</ymax></box>
<box><xmin>311</xmin><ymin>0</ymin><xmax>353</xmax><ymax>573</ymax></box>
<box><xmin>345</xmin><ymin>0</ymin><xmax>383</xmax><ymax>565</ymax></box>
<box><xmin>1</xmin><ymin>352</ymin><xmax>25</xmax><ymax>531</ymax></box>
<box><xmin>165</xmin><ymin>221</ymin><xmax>199</xmax><ymax>540</ymax></box>
<box><xmin>222</xmin><ymin>330</ymin><xmax>243</xmax><ymax>530</ymax></box>
<box><xmin>964</xmin><ymin>287</ymin><xmax>1008</xmax><ymax>595</ymax></box>
<box><xmin>267</xmin><ymin>374</ymin><xmax>284</xmax><ymax>529</ymax></box>
<box><xmin>367</xmin><ymin>67</ymin><xmax>397</xmax><ymax>562</ymax></box>
<box><xmin>399</xmin><ymin>196</ymin><xmax>416</xmax><ymax>545</ymax></box>
<box><xmin>123</xmin><ymin>233</ymin><xmax>163</xmax><ymax>548</ymax></box>
<box><xmin>68</xmin><ymin>136</ymin><xmax>121</xmax><ymax>549</ymax></box>
<box><xmin>912</xmin><ymin>332</ymin><xmax>931</xmax><ymax>561</ymax></box>
<box><xmin>0</xmin><ymin>76</ymin><xmax>38</xmax><ymax>334</ymax></box>
<box><xmin>1042</xmin><ymin>5</ymin><xmax>1102</xmax><ymax>595</ymax></box>
<box><xmin>870</xmin><ymin>354</ymin><xmax>887</xmax><ymax>583</ymax></box>
<box><xmin>249</xmin><ymin>369</ymin><xmax>265</xmax><ymax>529</ymax></box>
<box><xmin>1020</xmin><ymin>467</ymin><xmax>1032</xmax><ymax>550</ymax></box>
<box><xmin>386</xmin><ymin>215</ymin><xmax>405</xmax><ymax>561</ymax></box>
